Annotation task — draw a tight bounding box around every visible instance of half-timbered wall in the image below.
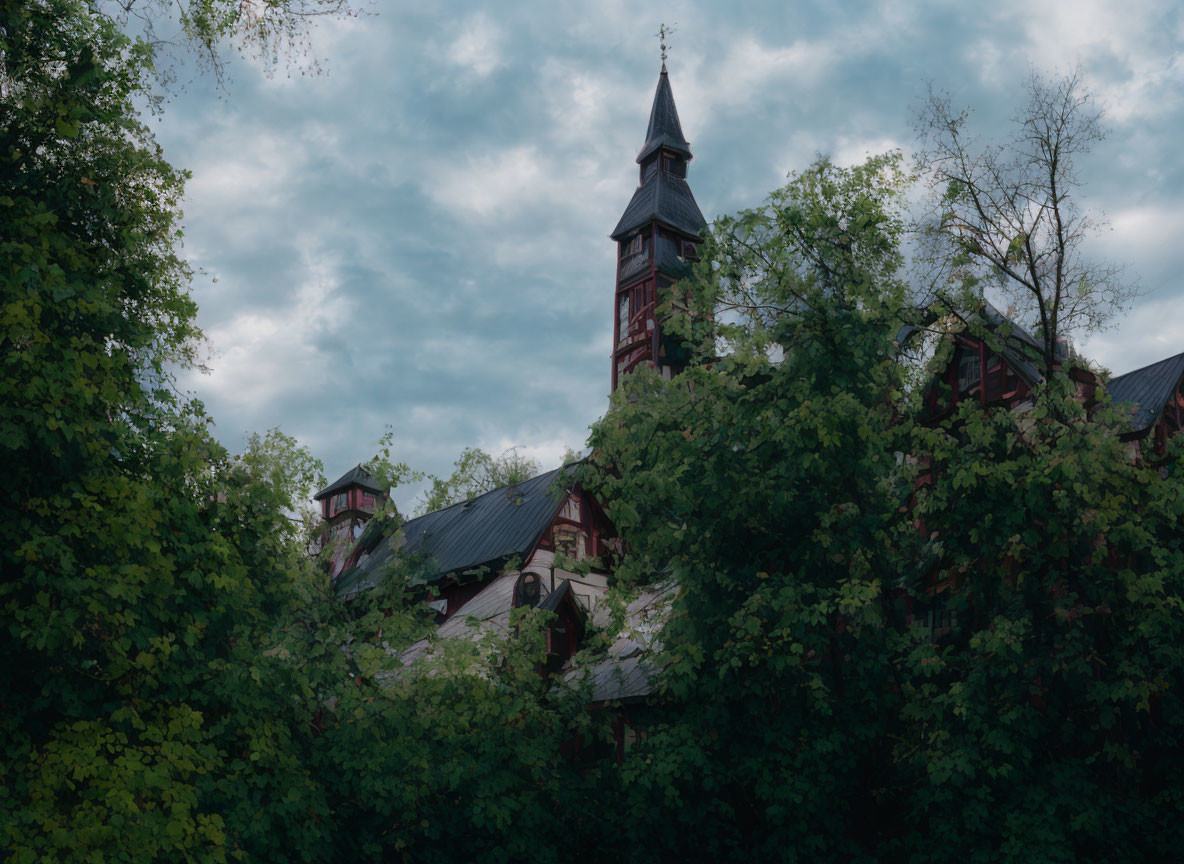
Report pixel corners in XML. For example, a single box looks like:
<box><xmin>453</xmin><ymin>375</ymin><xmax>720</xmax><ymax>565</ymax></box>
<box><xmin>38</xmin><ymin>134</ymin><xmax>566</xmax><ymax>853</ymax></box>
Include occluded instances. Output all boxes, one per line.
<box><xmin>923</xmin><ymin>335</ymin><xmax>1032</xmax><ymax>424</ymax></box>
<box><xmin>1147</xmin><ymin>379</ymin><xmax>1184</xmax><ymax>456</ymax></box>
<box><xmin>523</xmin><ymin>484</ymin><xmax>614</xmax><ymax>612</ymax></box>
<box><xmin>322</xmin><ymin>487</ymin><xmax>382</xmax><ymax>521</ymax></box>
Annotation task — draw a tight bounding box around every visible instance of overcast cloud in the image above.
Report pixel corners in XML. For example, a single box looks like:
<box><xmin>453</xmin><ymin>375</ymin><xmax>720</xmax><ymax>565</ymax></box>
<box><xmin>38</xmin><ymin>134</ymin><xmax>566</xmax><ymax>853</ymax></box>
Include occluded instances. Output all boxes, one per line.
<box><xmin>148</xmin><ymin>0</ymin><xmax>1184</xmax><ymax>508</ymax></box>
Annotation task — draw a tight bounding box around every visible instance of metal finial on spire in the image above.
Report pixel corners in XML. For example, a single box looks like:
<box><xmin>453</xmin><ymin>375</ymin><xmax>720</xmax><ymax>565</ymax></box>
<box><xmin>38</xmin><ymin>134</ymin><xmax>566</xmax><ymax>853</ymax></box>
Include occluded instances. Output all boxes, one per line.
<box><xmin>656</xmin><ymin>23</ymin><xmax>676</xmax><ymax>71</ymax></box>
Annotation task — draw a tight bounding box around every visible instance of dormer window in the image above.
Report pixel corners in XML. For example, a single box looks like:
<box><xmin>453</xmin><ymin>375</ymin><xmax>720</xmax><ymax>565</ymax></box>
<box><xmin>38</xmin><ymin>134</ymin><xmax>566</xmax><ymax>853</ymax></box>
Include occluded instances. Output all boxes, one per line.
<box><xmin>957</xmin><ymin>352</ymin><xmax>981</xmax><ymax>395</ymax></box>
<box><xmin>662</xmin><ymin>155</ymin><xmax>686</xmax><ymax>178</ymax></box>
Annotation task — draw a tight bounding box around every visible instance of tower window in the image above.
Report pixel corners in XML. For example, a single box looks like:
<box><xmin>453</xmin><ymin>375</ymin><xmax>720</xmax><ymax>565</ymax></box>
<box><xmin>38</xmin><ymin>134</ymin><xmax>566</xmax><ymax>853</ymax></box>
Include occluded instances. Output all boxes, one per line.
<box><xmin>662</xmin><ymin>156</ymin><xmax>686</xmax><ymax>178</ymax></box>
<box><xmin>622</xmin><ymin>234</ymin><xmax>643</xmax><ymax>259</ymax></box>
<box><xmin>618</xmin><ymin>294</ymin><xmax>630</xmax><ymax>339</ymax></box>
<box><xmin>957</xmin><ymin>352</ymin><xmax>981</xmax><ymax>395</ymax></box>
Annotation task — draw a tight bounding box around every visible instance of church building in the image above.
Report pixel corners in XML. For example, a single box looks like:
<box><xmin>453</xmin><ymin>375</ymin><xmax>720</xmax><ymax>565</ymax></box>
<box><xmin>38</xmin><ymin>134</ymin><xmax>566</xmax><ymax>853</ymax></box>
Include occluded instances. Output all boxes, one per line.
<box><xmin>311</xmin><ymin>62</ymin><xmax>704</xmax><ymax>687</ymax></box>
<box><xmin>313</xmin><ymin>54</ymin><xmax>1184</xmax><ymax>704</ymax></box>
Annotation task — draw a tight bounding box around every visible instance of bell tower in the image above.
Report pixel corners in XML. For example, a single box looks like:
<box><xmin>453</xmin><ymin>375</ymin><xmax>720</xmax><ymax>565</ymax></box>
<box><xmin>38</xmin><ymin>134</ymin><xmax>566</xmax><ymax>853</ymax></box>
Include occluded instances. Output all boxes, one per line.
<box><xmin>609</xmin><ymin>58</ymin><xmax>706</xmax><ymax>392</ymax></box>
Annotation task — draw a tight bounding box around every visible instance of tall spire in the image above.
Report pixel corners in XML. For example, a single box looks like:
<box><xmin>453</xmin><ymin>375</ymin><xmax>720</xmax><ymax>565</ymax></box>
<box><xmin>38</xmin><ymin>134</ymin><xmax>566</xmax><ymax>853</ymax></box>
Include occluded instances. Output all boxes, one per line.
<box><xmin>637</xmin><ymin>68</ymin><xmax>692</xmax><ymax>164</ymax></box>
<box><xmin>611</xmin><ymin>64</ymin><xmax>705</xmax><ymax>241</ymax></box>
<box><xmin>608</xmin><ymin>61</ymin><xmax>706</xmax><ymax>393</ymax></box>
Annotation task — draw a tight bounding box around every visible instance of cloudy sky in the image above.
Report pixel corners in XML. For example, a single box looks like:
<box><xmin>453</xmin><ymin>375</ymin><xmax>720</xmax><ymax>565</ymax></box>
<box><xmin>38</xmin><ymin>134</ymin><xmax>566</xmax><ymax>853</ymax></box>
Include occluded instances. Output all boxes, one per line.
<box><xmin>147</xmin><ymin>0</ymin><xmax>1184</xmax><ymax>508</ymax></box>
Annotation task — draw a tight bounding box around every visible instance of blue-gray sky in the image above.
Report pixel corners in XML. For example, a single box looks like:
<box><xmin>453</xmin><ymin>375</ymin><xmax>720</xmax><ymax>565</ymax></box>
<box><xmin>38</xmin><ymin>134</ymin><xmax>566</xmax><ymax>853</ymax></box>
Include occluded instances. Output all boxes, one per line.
<box><xmin>149</xmin><ymin>0</ymin><xmax>1184</xmax><ymax>508</ymax></box>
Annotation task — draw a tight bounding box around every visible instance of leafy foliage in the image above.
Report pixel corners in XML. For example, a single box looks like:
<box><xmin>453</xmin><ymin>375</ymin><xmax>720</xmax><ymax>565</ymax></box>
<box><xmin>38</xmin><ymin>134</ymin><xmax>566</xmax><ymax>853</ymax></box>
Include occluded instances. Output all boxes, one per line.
<box><xmin>914</xmin><ymin>70</ymin><xmax>1133</xmax><ymax>374</ymax></box>
<box><xmin>585</xmin><ymin>155</ymin><xmax>913</xmax><ymax>860</ymax></box>
<box><xmin>893</xmin><ymin>390</ymin><xmax>1184</xmax><ymax>862</ymax></box>
<box><xmin>416</xmin><ymin>446</ymin><xmax>541</xmax><ymax>515</ymax></box>
<box><xmin>584</xmin><ymin>154</ymin><xmax>1184</xmax><ymax>861</ymax></box>
<box><xmin>4</xmin><ymin>4</ymin><xmax>1182</xmax><ymax>859</ymax></box>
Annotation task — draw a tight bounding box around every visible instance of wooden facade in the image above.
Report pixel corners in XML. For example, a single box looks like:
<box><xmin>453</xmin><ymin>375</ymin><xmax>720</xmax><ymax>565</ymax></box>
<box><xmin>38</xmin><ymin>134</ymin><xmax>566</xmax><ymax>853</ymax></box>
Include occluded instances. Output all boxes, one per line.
<box><xmin>610</xmin><ymin>67</ymin><xmax>706</xmax><ymax>392</ymax></box>
<box><xmin>314</xmin><ymin>464</ymin><xmax>389</xmax><ymax>583</ymax></box>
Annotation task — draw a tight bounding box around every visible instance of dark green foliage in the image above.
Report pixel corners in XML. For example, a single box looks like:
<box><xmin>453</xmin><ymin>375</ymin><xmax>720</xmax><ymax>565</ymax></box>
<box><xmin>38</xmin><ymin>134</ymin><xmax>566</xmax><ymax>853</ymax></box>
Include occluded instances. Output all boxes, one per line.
<box><xmin>893</xmin><ymin>391</ymin><xmax>1184</xmax><ymax>862</ymax></box>
<box><xmin>587</xmin><ymin>155</ymin><xmax>914</xmax><ymax>861</ymax></box>
<box><xmin>416</xmin><ymin>446</ymin><xmax>541</xmax><ymax>515</ymax></box>
<box><xmin>4</xmin><ymin>4</ymin><xmax>1182</xmax><ymax>859</ymax></box>
<box><xmin>0</xmin><ymin>6</ymin><xmax>600</xmax><ymax>860</ymax></box>
<box><xmin>584</xmin><ymin>155</ymin><xmax>1184</xmax><ymax>861</ymax></box>
<box><xmin>1</xmin><ymin>9</ymin><xmax>332</xmax><ymax>858</ymax></box>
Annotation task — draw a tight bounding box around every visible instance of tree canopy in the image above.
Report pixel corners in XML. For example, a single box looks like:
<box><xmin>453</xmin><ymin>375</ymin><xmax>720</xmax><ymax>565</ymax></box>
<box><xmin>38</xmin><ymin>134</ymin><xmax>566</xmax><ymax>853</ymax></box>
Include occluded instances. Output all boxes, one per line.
<box><xmin>581</xmin><ymin>150</ymin><xmax>1184</xmax><ymax>862</ymax></box>
<box><xmin>914</xmin><ymin>70</ymin><xmax>1132</xmax><ymax>374</ymax></box>
<box><xmin>3</xmin><ymin>8</ymin><xmax>1182</xmax><ymax>858</ymax></box>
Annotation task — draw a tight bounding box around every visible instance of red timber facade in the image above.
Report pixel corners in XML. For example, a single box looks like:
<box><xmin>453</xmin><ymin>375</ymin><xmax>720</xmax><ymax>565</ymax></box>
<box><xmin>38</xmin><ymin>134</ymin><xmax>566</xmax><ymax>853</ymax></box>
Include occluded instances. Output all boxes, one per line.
<box><xmin>905</xmin><ymin>309</ymin><xmax>1184</xmax><ymax>631</ymax></box>
<box><xmin>313</xmin><ymin>464</ymin><xmax>390</xmax><ymax>583</ymax></box>
<box><xmin>609</xmin><ymin>64</ymin><xmax>706</xmax><ymax>392</ymax></box>
<box><xmin>914</xmin><ymin>306</ymin><xmax>1184</xmax><ymax>458</ymax></box>
<box><xmin>335</xmin><ymin>465</ymin><xmax>615</xmax><ymax>634</ymax></box>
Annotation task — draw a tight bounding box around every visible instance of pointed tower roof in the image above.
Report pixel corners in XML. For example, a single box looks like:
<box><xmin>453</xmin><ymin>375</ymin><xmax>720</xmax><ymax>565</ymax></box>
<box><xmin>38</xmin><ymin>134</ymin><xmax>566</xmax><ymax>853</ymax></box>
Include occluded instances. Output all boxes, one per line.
<box><xmin>636</xmin><ymin>68</ymin><xmax>692</xmax><ymax>163</ymax></box>
<box><xmin>610</xmin><ymin>170</ymin><xmax>705</xmax><ymax>240</ymax></box>
<box><xmin>611</xmin><ymin>67</ymin><xmax>706</xmax><ymax>242</ymax></box>
<box><xmin>314</xmin><ymin>464</ymin><xmax>386</xmax><ymax>501</ymax></box>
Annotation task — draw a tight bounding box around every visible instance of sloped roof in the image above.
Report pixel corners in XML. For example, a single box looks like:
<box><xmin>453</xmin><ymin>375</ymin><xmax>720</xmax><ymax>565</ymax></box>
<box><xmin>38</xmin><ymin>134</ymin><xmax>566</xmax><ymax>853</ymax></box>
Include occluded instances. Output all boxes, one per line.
<box><xmin>568</xmin><ymin>581</ymin><xmax>678</xmax><ymax>704</ymax></box>
<box><xmin>395</xmin><ymin>571</ymin><xmax>529</xmax><ymax>666</ymax></box>
<box><xmin>336</xmin><ymin>466</ymin><xmax>574</xmax><ymax>595</ymax></box>
<box><xmin>397</xmin><ymin>575</ymin><xmax>585</xmax><ymax>668</ymax></box>
<box><xmin>636</xmin><ymin>69</ymin><xmax>692</xmax><ymax>163</ymax></box>
<box><xmin>654</xmin><ymin>233</ymin><xmax>695</xmax><ymax>279</ymax></box>
<box><xmin>314</xmin><ymin>464</ymin><xmax>386</xmax><ymax>501</ymax></box>
<box><xmin>896</xmin><ymin>302</ymin><xmax>1069</xmax><ymax>388</ymax></box>
<box><xmin>1106</xmin><ymin>351</ymin><xmax>1184</xmax><ymax>434</ymax></box>
<box><xmin>611</xmin><ymin>170</ymin><xmax>706</xmax><ymax>241</ymax></box>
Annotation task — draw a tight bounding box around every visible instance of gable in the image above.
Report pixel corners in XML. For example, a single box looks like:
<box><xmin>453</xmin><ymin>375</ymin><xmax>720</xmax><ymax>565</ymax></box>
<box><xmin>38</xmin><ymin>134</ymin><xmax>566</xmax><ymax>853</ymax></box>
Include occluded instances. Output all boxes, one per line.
<box><xmin>922</xmin><ymin>333</ymin><xmax>1035</xmax><ymax>422</ymax></box>
<box><xmin>337</xmin><ymin>465</ymin><xmax>582</xmax><ymax>596</ymax></box>
<box><xmin>1106</xmin><ymin>351</ymin><xmax>1184</xmax><ymax>436</ymax></box>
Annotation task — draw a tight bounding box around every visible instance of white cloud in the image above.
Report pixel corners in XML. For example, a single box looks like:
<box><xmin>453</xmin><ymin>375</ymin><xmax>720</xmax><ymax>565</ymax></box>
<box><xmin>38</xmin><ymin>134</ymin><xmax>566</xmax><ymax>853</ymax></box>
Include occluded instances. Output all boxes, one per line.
<box><xmin>832</xmin><ymin>135</ymin><xmax>904</xmax><ymax>167</ymax></box>
<box><xmin>1103</xmin><ymin>204</ymin><xmax>1184</xmax><ymax>258</ymax></box>
<box><xmin>185</xmin><ymin>125</ymin><xmax>304</xmax><ymax>211</ymax></box>
<box><xmin>187</xmin><ymin>255</ymin><xmax>353</xmax><ymax>413</ymax></box>
<box><xmin>484</xmin><ymin>436</ymin><xmax>582</xmax><ymax>471</ymax></box>
<box><xmin>428</xmin><ymin>145</ymin><xmax>542</xmax><ymax>219</ymax></box>
<box><xmin>1079</xmin><ymin>293</ymin><xmax>1184</xmax><ymax>375</ymax></box>
<box><xmin>445</xmin><ymin>13</ymin><xmax>504</xmax><ymax>78</ymax></box>
<box><xmin>989</xmin><ymin>0</ymin><xmax>1184</xmax><ymax>123</ymax></box>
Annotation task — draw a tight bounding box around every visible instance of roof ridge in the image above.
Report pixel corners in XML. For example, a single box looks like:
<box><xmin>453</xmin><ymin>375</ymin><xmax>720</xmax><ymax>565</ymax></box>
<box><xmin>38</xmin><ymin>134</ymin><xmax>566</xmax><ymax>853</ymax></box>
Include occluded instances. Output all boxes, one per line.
<box><xmin>1109</xmin><ymin>349</ymin><xmax>1184</xmax><ymax>382</ymax></box>
<box><xmin>403</xmin><ymin>464</ymin><xmax>568</xmax><ymax>528</ymax></box>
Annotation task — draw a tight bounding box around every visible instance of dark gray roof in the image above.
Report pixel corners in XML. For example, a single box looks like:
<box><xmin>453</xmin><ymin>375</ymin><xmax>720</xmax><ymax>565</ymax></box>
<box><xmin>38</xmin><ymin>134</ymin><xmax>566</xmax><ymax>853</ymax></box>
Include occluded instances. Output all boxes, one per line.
<box><xmin>538</xmin><ymin>578</ymin><xmax>587</xmax><ymax>626</ymax></box>
<box><xmin>636</xmin><ymin>69</ymin><xmax>692</xmax><ymax>163</ymax></box>
<box><xmin>566</xmin><ymin>581</ymin><xmax>677</xmax><ymax>704</ymax></box>
<box><xmin>336</xmin><ymin>466</ymin><xmax>574</xmax><ymax>595</ymax></box>
<box><xmin>654</xmin><ymin>233</ymin><xmax>695</xmax><ymax>279</ymax></box>
<box><xmin>611</xmin><ymin>170</ymin><xmax>706</xmax><ymax>241</ymax></box>
<box><xmin>314</xmin><ymin>464</ymin><xmax>386</xmax><ymax>501</ymax></box>
<box><xmin>1106</xmin><ymin>351</ymin><xmax>1184</xmax><ymax>434</ymax></box>
<box><xmin>896</xmin><ymin>302</ymin><xmax>1067</xmax><ymax>387</ymax></box>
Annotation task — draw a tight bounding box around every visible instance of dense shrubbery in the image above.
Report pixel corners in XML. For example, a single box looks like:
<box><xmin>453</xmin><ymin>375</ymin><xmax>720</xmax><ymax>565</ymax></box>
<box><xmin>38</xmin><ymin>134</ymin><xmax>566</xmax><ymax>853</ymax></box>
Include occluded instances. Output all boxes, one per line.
<box><xmin>4</xmin><ymin>4</ymin><xmax>1182</xmax><ymax>861</ymax></box>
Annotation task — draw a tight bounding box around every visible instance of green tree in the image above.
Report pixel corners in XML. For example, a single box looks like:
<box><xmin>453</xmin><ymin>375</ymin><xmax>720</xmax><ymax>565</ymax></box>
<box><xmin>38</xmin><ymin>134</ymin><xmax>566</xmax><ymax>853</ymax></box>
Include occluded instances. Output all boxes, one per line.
<box><xmin>583</xmin><ymin>147</ymin><xmax>1184</xmax><ymax>862</ymax></box>
<box><xmin>891</xmin><ymin>390</ymin><xmax>1184</xmax><ymax>862</ymax></box>
<box><xmin>0</xmin><ymin>3</ymin><xmax>333</xmax><ymax>860</ymax></box>
<box><xmin>585</xmin><ymin>154</ymin><xmax>914</xmax><ymax>861</ymax></box>
<box><xmin>915</xmin><ymin>70</ymin><xmax>1132</xmax><ymax>374</ymax></box>
<box><xmin>417</xmin><ymin>446</ymin><xmax>541</xmax><ymax>514</ymax></box>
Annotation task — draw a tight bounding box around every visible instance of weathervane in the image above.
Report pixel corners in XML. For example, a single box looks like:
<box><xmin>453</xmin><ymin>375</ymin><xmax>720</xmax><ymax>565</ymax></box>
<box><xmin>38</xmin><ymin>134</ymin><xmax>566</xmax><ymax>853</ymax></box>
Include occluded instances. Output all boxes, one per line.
<box><xmin>656</xmin><ymin>23</ymin><xmax>676</xmax><ymax>71</ymax></box>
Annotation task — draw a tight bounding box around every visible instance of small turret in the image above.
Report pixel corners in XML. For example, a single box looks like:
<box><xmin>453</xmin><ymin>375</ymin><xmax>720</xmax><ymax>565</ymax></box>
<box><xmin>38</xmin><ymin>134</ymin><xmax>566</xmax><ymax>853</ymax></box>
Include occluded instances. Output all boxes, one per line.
<box><xmin>314</xmin><ymin>464</ymin><xmax>389</xmax><ymax>581</ymax></box>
